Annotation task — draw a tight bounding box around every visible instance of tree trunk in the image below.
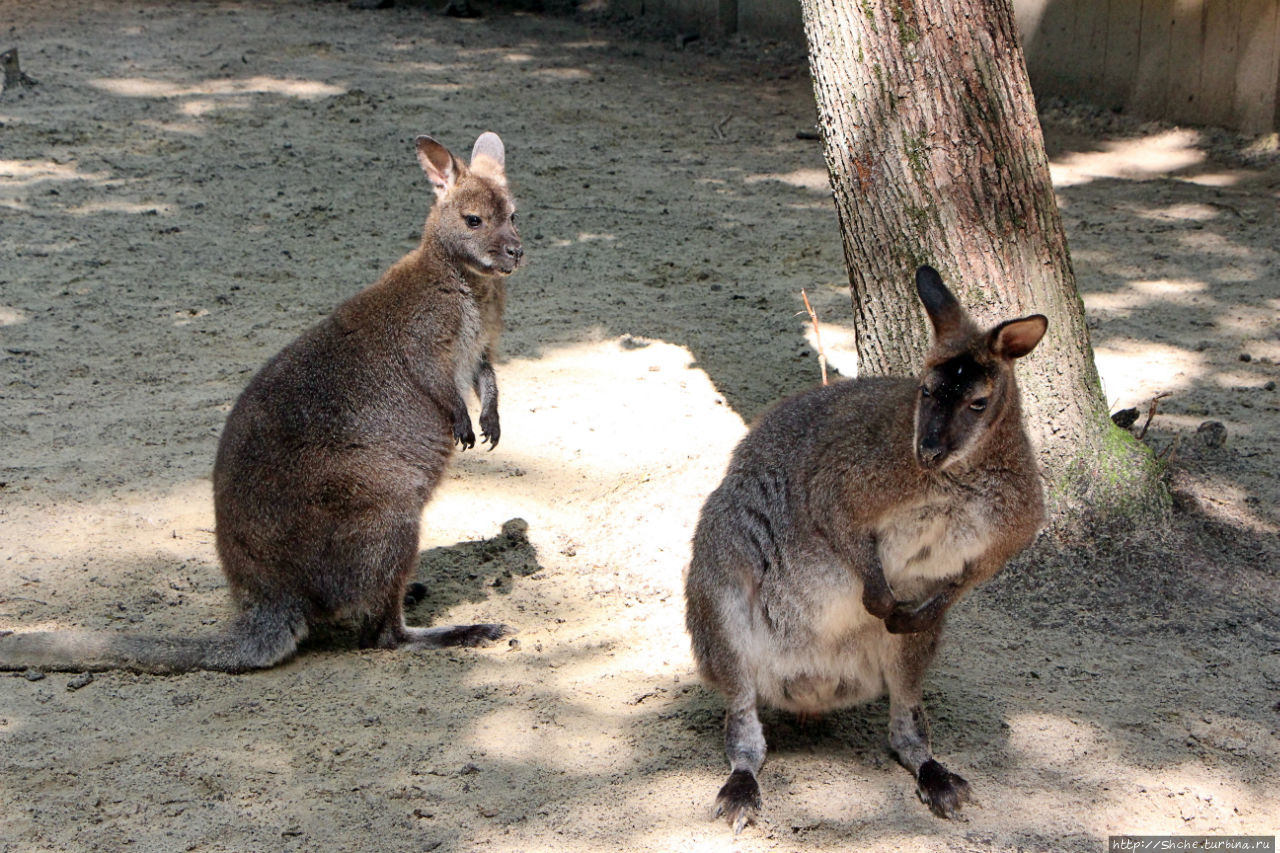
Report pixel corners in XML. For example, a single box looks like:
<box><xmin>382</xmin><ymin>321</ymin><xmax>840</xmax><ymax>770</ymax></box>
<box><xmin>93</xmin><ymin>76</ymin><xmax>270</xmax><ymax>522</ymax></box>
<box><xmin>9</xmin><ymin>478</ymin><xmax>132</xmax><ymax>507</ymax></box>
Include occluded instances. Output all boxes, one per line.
<box><xmin>799</xmin><ymin>0</ymin><xmax>1164</xmax><ymax>518</ymax></box>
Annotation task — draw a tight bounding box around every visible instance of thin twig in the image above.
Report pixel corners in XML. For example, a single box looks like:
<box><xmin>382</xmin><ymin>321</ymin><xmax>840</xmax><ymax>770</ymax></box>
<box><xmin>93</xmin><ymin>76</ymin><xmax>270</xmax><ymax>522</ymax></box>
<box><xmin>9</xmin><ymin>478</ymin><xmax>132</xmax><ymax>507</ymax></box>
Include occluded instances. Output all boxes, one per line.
<box><xmin>1136</xmin><ymin>392</ymin><xmax>1171</xmax><ymax>440</ymax></box>
<box><xmin>800</xmin><ymin>289</ymin><xmax>829</xmax><ymax>386</ymax></box>
<box><xmin>1157</xmin><ymin>435</ymin><xmax>1181</xmax><ymax>465</ymax></box>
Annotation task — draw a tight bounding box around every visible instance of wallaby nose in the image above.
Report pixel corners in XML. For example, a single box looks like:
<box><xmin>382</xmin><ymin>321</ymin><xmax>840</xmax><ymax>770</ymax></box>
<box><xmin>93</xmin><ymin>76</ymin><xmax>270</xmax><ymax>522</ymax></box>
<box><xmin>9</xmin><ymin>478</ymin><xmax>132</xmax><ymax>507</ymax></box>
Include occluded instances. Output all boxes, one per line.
<box><xmin>505</xmin><ymin>243</ymin><xmax>523</xmax><ymax>260</ymax></box>
<box><xmin>916</xmin><ymin>442</ymin><xmax>945</xmax><ymax>469</ymax></box>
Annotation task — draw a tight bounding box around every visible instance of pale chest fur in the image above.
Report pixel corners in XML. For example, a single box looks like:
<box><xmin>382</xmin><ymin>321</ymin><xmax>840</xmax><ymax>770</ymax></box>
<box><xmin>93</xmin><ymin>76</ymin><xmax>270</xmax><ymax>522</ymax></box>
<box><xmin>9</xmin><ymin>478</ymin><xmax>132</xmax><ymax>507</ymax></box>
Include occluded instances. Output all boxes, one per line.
<box><xmin>451</xmin><ymin>295</ymin><xmax>484</xmax><ymax>402</ymax></box>
<box><xmin>750</xmin><ymin>497</ymin><xmax>995</xmax><ymax>713</ymax></box>
<box><xmin>876</xmin><ymin>497</ymin><xmax>992</xmax><ymax>600</ymax></box>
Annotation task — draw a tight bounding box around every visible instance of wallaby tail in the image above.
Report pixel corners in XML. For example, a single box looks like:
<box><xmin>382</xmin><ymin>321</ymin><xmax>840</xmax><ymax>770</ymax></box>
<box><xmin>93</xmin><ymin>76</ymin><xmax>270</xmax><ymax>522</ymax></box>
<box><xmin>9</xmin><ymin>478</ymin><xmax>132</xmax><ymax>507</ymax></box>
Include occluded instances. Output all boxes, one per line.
<box><xmin>0</xmin><ymin>605</ymin><xmax>305</xmax><ymax>674</ymax></box>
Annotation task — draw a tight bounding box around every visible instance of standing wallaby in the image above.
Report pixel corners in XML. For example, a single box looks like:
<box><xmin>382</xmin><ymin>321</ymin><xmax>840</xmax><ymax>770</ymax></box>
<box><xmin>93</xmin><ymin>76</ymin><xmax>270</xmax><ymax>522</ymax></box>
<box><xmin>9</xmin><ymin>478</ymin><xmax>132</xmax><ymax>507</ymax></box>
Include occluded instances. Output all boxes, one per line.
<box><xmin>685</xmin><ymin>266</ymin><xmax>1047</xmax><ymax>833</ymax></box>
<box><xmin>0</xmin><ymin>132</ymin><xmax>523</xmax><ymax>674</ymax></box>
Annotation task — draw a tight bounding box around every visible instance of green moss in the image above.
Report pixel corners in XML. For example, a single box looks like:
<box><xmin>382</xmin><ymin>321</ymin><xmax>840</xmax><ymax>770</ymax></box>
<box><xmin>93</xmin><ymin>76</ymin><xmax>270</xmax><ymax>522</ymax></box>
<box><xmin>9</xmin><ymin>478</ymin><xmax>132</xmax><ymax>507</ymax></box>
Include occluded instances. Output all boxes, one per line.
<box><xmin>903</xmin><ymin>203</ymin><xmax>939</xmax><ymax>235</ymax></box>
<box><xmin>903</xmin><ymin>131</ymin><xmax>928</xmax><ymax>183</ymax></box>
<box><xmin>892</xmin><ymin>4</ymin><xmax>920</xmax><ymax>45</ymax></box>
<box><xmin>1049</xmin><ymin>422</ymin><xmax>1171</xmax><ymax>526</ymax></box>
<box><xmin>861</xmin><ymin>0</ymin><xmax>878</xmax><ymax>33</ymax></box>
<box><xmin>872</xmin><ymin>62</ymin><xmax>892</xmax><ymax>106</ymax></box>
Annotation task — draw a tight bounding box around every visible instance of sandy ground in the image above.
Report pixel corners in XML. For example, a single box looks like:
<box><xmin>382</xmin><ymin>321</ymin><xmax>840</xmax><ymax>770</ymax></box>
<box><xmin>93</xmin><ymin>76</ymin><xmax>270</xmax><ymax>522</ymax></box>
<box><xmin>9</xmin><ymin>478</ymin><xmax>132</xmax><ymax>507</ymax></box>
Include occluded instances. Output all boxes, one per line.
<box><xmin>1</xmin><ymin>2</ymin><xmax>1278</xmax><ymax>851</ymax></box>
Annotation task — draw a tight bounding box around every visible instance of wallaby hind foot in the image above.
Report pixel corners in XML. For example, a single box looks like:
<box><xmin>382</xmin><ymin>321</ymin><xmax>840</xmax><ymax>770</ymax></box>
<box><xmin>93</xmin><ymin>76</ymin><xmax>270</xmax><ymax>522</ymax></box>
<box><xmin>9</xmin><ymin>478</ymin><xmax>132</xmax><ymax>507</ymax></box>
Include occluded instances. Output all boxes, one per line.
<box><xmin>915</xmin><ymin>760</ymin><xmax>972</xmax><ymax>817</ymax></box>
<box><xmin>363</xmin><ymin>621</ymin><xmax>513</xmax><ymax>651</ymax></box>
<box><xmin>686</xmin><ymin>265</ymin><xmax>1046</xmax><ymax>831</ymax></box>
<box><xmin>413</xmin><ymin>623</ymin><xmax>512</xmax><ymax>648</ymax></box>
<box><xmin>888</xmin><ymin>697</ymin><xmax>972</xmax><ymax>818</ymax></box>
<box><xmin>711</xmin><ymin>702</ymin><xmax>767</xmax><ymax>834</ymax></box>
<box><xmin>713</xmin><ymin>770</ymin><xmax>762</xmax><ymax>835</ymax></box>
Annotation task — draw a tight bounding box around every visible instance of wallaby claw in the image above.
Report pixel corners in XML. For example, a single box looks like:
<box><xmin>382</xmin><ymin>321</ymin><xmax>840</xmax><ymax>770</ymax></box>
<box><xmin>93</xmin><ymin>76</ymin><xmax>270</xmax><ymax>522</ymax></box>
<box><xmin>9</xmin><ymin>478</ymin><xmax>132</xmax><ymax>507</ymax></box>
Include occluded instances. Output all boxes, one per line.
<box><xmin>479</xmin><ymin>412</ymin><xmax>500</xmax><ymax>450</ymax></box>
<box><xmin>713</xmin><ymin>769</ymin><xmax>761</xmax><ymax>835</ymax></box>
<box><xmin>453</xmin><ymin>419</ymin><xmax>476</xmax><ymax>450</ymax></box>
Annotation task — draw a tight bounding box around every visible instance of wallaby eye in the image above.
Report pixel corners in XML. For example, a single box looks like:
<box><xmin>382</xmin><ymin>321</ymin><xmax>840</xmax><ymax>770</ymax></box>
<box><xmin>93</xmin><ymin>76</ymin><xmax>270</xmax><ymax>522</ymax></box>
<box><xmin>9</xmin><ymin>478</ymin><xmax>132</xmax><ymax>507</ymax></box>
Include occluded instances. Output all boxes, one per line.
<box><xmin>920</xmin><ymin>387</ymin><xmax>932</xmax><ymax>398</ymax></box>
<box><xmin>464</xmin><ymin>214</ymin><xmax>482</xmax><ymax>229</ymax></box>
<box><xmin>509</xmin><ymin>212</ymin><xmax>518</xmax><ymax>224</ymax></box>
<box><xmin>969</xmin><ymin>398</ymin><xmax>988</xmax><ymax>412</ymax></box>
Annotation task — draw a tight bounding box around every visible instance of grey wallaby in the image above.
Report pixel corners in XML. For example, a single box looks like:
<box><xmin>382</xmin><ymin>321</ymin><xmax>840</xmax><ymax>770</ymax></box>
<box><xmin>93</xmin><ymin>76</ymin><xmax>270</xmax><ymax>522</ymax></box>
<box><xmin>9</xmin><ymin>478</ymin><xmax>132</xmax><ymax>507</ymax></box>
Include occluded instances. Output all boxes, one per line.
<box><xmin>685</xmin><ymin>266</ymin><xmax>1048</xmax><ymax>833</ymax></box>
<box><xmin>0</xmin><ymin>132</ymin><xmax>523</xmax><ymax>674</ymax></box>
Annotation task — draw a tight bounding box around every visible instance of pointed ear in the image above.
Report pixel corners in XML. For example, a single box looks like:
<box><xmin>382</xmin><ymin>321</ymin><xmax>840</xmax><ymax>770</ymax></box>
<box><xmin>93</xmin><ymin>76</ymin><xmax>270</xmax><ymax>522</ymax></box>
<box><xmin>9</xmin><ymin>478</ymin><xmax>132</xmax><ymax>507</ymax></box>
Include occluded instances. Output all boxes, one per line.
<box><xmin>416</xmin><ymin>136</ymin><xmax>463</xmax><ymax>200</ymax></box>
<box><xmin>469</xmin><ymin>131</ymin><xmax>506</xmax><ymax>184</ymax></box>
<box><xmin>915</xmin><ymin>265</ymin><xmax>966</xmax><ymax>338</ymax></box>
<box><xmin>990</xmin><ymin>314</ymin><xmax>1048</xmax><ymax>359</ymax></box>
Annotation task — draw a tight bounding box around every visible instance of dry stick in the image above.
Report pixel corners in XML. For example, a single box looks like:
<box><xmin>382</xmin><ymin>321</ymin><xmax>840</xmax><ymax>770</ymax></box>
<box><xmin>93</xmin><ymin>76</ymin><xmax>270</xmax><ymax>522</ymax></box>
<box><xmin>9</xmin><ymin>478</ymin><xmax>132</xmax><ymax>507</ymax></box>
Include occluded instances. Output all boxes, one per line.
<box><xmin>800</xmin><ymin>289</ymin><xmax>829</xmax><ymax>386</ymax></box>
<box><xmin>1</xmin><ymin>48</ymin><xmax>37</xmax><ymax>91</ymax></box>
<box><xmin>1136</xmin><ymin>392</ymin><xmax>1171</xmax><ymax>441</ymax></box>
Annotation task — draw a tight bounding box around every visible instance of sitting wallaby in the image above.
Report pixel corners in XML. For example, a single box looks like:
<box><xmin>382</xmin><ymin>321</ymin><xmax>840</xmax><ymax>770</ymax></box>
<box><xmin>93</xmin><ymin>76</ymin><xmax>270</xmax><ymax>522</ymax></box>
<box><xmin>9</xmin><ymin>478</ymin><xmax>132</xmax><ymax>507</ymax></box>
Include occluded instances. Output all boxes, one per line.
<box><xmin>0</xmin><ymin>132</ymin><xmax>523</xmax><ymax>674</ymax></box>
<box><xmin>684</xmin><ymin>266</ymin><xmax>1047</xmax><ymax>833</ymax></box>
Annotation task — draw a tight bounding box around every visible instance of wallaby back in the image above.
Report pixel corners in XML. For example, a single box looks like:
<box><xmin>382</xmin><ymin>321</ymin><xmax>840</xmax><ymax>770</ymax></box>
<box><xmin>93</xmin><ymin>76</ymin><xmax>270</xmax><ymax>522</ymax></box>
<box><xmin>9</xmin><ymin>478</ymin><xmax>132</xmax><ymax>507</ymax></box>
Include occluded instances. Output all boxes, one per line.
<box><xmin>0</xmin><ymin>132</ymin><xmax>523</xmax><ymax>674</ymax></box>
<box><xmin>685</xmin><ymin>265</ymin><xmax>1047</xmax><ymax>833</ymax></box>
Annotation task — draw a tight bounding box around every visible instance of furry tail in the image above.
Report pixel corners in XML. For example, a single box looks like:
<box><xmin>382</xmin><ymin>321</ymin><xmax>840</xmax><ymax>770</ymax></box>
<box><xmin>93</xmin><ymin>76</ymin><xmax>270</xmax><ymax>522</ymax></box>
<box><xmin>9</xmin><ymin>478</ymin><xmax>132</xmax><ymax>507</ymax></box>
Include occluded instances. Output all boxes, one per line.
<box><xmin>0</xmin><ymin>606</ymin><xmax>305</xmax><ymax>674</ymax></box>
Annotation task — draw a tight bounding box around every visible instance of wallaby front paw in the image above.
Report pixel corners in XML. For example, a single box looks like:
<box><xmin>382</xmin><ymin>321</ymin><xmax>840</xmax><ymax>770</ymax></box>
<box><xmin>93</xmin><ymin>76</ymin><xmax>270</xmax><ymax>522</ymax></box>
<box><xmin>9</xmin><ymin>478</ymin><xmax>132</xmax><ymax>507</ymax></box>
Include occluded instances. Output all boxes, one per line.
<box><xmin>885</xmin><ymin>599</ymin><xmax>945</xmax><ymax>634</ymax></box>
<box><xmin>862</xmin><ymin>587</ymin><xmax>898</xmax><ymax>619</ymax></box>
<box><xmin>453</xmin><ymin>418</ymin><xmax>476</xmax><ymax>450</ymax></box>
<box><xmin>916</xmin><ymin>759</ymin><xmax>971</xmax><ymax>818</ymax></box>
<box><xmin>479</xmin><ymin>409</ymin><xmax>500</xmax><ymax>450</ymax></box>
<box><xmin>885</xmin><ymin>605</ymin><xmax>927</xmax><ymax>633</ymax></box>
<box><xmin>713</xmin><ymin>769</ymin><xmax>761</xmax><ymax>835</ymax></box>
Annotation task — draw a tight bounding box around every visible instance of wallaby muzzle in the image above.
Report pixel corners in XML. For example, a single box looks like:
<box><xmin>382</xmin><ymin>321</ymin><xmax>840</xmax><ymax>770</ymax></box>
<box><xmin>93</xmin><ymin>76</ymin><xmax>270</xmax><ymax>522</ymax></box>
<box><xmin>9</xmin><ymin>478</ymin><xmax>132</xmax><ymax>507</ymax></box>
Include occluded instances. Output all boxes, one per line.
<box><xmin>914</xmin><ymin>392</ymin><xmax>962</xmax><ymax>470</ymax></box>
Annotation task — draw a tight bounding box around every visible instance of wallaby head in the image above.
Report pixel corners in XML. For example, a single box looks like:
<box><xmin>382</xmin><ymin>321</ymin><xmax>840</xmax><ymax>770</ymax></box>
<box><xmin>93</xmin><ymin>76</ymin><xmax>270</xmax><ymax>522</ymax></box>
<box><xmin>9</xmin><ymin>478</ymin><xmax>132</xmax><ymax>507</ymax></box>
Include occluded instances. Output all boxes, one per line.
<box><xmin>416</xmin><ymin>132</ymin><xmax>523</xmax><ymax>276</ymax></box>
<box><xmin>913</xmin><ymin>265</ymin><xmax>1047</xmax><ymax>471</ymax></box>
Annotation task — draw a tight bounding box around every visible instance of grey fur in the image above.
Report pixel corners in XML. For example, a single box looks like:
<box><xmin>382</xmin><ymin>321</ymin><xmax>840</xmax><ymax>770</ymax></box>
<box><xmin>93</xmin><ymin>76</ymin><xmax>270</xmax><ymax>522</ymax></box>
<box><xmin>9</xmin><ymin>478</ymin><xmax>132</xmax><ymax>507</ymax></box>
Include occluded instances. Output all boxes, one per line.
<box><xmin>0</xmin><ymin>133</ymin><xmax>524</xmax><ymax>674</ymax></box>
<box><xmin>685</xmin><ymin>266</ymin><xmax>1047</xmax><ymax>832</ymax></box>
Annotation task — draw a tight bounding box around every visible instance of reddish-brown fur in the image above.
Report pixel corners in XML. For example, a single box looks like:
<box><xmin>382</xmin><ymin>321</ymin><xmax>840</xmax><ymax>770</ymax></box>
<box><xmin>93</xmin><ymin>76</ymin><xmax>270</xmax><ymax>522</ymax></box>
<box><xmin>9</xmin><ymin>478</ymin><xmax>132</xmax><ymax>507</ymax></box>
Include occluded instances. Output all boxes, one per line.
<box><xmin>0</xmin><ymin>132</ymin><xmax>522</xmax><ymax>673</ymax></box>
<box><xmin>685</xmin><ymin>266</ymin><xmax>1047</xmax><ymax>832</ymax></box>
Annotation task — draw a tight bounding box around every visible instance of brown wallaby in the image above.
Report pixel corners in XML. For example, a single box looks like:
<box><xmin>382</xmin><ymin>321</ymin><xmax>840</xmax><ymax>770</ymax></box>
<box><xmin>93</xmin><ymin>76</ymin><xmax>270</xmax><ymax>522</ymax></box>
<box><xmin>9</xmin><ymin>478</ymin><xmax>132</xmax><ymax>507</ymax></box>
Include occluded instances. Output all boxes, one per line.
<box><xmin>684</xmin><ymin>266</ymin><xmax>1047</xmax><ymax>833</ymax></box>
<box><xmin>0</xmin><ymin>132</ymin><xmax>523</xmax><ymax>674</ymax></box>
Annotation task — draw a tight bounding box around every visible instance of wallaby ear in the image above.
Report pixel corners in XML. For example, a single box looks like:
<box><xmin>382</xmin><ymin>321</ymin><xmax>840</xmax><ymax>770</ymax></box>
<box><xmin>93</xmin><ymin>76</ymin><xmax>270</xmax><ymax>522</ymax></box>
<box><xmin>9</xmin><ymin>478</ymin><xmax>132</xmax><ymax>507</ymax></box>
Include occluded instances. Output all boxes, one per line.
<box><xmin>915</xmin><ymin>265</ymin><xmax>967</xmax><ymax>338</ymax></box>
<box><xmin>990</xmin><ymin>314</ymin><xmax>1048</xmax><ymax>360</ymax></box>
<box><xmin>469</xmin><ymin>131</ymin><xmax>507</xmax><ymax>184</ymax></box>
<box><xmin>416</xmin><ymin>135</ymin><xmax>464</xmax><ymax>200</ymax></box>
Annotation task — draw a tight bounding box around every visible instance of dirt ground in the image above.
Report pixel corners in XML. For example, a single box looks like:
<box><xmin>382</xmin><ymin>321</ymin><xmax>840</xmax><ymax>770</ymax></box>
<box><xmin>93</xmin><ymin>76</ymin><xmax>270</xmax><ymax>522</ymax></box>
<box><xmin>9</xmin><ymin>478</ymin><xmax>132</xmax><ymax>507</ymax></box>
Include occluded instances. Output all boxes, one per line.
<box><xmin>1</xmin><ymin>2</ymin><xmax>1278</xmax><ymax>851</ymax></box>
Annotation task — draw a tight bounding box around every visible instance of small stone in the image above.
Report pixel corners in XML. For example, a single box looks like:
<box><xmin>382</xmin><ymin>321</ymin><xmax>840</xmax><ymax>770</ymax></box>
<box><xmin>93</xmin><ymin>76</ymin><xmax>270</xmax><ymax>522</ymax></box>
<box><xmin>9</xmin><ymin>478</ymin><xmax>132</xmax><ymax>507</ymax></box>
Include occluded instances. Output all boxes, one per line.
<box><xmin>1265</xmin><ymin>381</ymin><xmax>1276</xmax><ymax>392</ymax></box>
<box><xmin>1195</xmin><ymin>420</ymin><xmax>1227</xmax><ymax>449</ymax></box>
<box><xmin>501</xmin><ymin>518</ymin><xmax>528</xmax><ymax>541</ymax></box>
<box><xmin>1111</xmin><ymin>407</ymin><xmax>1140</xmax><ymax>429</ymax></box>
<box><xmin>23</xmin><ymin>669</ymin><xmax>46</xmax><ymax>682</ymax></box>
<box><xmin>66</xmin><ymin>672</ymin><xmax>94</xmax><ymax>691</ymax></box>
<box><xmin>1239</xmin><ymin>353</ymin><xmax>1252</xmax><ymax>362</ymax></box>
<box><xmin>403</xmin><ymin>581</ymin><xmax>427</xmax><ymax>607</ymax></box>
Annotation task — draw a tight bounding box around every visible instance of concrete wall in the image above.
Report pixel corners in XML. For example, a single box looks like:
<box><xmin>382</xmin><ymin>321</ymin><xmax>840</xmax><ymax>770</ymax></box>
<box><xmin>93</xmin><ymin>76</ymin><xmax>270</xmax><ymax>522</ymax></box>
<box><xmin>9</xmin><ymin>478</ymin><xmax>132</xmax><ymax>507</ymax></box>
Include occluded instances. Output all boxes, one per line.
<box><xmin>631</xmin><ymin>0</ymin><xmax>1280</xmax><ymax>134</ymax></box>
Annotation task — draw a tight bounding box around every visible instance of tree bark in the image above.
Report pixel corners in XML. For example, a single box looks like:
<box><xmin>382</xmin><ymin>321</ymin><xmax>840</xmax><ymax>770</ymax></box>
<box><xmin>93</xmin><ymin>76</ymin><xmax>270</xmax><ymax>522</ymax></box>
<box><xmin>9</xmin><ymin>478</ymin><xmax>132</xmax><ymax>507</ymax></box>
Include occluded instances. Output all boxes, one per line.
<box><xmin>798</xmin><ymin>0</ymin><xmax>1163</xmax><ymax>517</ymax></box>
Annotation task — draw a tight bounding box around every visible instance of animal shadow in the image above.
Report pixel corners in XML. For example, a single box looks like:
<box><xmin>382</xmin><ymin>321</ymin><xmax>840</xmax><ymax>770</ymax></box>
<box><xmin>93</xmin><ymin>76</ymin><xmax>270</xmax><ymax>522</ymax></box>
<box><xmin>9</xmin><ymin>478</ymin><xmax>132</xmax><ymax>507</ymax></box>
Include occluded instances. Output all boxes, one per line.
<box><xmin>404</xmin><ymin>517</ymin><xmax>542</xmax><ymax>623</ymax></box>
